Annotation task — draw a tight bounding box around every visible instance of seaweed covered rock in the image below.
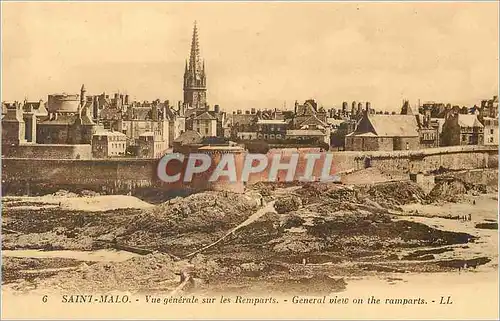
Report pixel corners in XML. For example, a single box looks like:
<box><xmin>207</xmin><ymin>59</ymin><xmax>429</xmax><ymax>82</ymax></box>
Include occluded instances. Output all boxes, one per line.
<box><xmin>275</xmin><ymin>195</ymin><xmax>302</xmax><ymax>214</ymax></box>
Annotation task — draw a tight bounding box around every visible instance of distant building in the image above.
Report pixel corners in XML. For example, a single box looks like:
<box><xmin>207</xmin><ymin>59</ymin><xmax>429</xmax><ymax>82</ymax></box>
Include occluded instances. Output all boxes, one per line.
<box><xmin>23</xmin><ymin>99</ymin><xmax>48</xmax><ymax>118</ymax></box>
<box><xmin>237</xmin><ymin>131</ymin><xmax>258</xmax><ymax>140</ymax></box>
<box><xmin>345</xmin><ymin>111</ymin><xmax>420</xmax><ymax>151</ymax></box>
<box><xmin>407</xmin><ymin>100</ymin><xmax>440</xmax><ymax>148</ymax></box>
<box><xmin>441</xmin><ymin>112</ymin><xmax>484</xmax><ymax>146</ymax></box>
<box><xmin>293</xmin><ymin>99</ymin><xmax>327</xmax><ymax>127</ymax></box>
<box><xmin>286</xmin><ymin>129</ymin><xmax>329</xmax><ymax>144</ymax></box>
<box><xmin>189</xmin><ymin>111</ymin><xmax>217</xmax><ymax>137</ymax></box>
<box><xmin>223</xmin><ymin>109</ymin><xmax>257</xmax><ymax>139</ymax></box>
<box><xmin>92</xmin><ymin>131</ymin><xmax>127</xmax><ymax>158</ymax></box>
<box><xmin>172</xmin><ymin>129</ymin><xmax>204</xmax><ymax>153</ymax></box>
<box><xmin>256</xmin><ymin>119</ymin><xmax>287</xmax><ymax>140</ymax></box>
<box><xmin>37</xmin><ymin>86</ymin><xmax>96</xmax><ymax>144</ymax></box>
<box><xmin>137</xmin><ymin>132</ymin><xmax>168</xmax><ymax>158</ymax></box>
<box><xmin>480</xmin><ymin>95</ymin><xmax>499</xmax><ymax>119</ymax></box>
<box><xmin>482</xmin><ymin>117</ymin><xmax>499</xmax><ymax>145</ymax></box>
<box><xmin>2</xmin><ymin>102</ymin><xmax>26</xmax><ymax>146</ymax></box>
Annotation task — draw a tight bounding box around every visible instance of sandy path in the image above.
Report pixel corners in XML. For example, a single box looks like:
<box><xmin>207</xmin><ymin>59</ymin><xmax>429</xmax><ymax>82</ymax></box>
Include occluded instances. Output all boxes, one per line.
<box><xmin>2</xmin><ymin>249</ymin><xmax>140</xmax><ymax>262</ymax></box>
<box><xmin>2</xmin><ymin>195</ymin><xmax>155</xmax><ymax>211</ymax></box>
<box><xmin>185</xmin><ymin>201</ymin><xmax>277</xmax><ymax>258</ymax></box>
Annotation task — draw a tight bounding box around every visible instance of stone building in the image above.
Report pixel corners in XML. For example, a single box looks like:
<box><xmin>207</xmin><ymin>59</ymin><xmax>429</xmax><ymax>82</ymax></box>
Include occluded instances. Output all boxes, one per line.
<box><xmin>36</xmin><ymin>86</ymin><xmax>96</xmax><ymax>144</ymax></box>
<box><xmin>345</xmin><ymin>105</ymin><xmax>420</xmax><ymax>151</ymax></box>
<box><xmin>256</xmin><ymin>119</ymin><xmax>288</xmax><ymax>140</ymax></box>
<box><xmin>479</xmin><ymin>95</ymin><xmax>498</xmax><ymax>119</ymax></box>
<box><xmin>293</xmin><ymin>99</ymin><xmax>327</xmax><ymax>127</ymax></box>
<box><xmin>481</xmin><ymin>117</ymin><xmax>499</xmax><ymax>145</ymax></box>
<box><xmin>188</xmin><ymin>111</ymin><xmax>217</xmax><ymax>137</ymax></box>
<box><xmin>91</xmin><ymin>131</ymin><xmax>127</xmax><ymax>158</ymax></box>
<box><xmin>441</xmin><ymin>112</ymin><xmax>484</xmax><ymax>146</ymax></box>
<box><xmin>137</xmin><ymin>132</ymin><xmax>168</xmax><ymax>159</ymax></box>
<box><xmin>402</xmin><ymin>100</ymin><xmax>440</xmax><ymax>148</ymax></box>
<box><xmin>223</xmin><ymin>109</ymin><xmax>258</xmax><ymax>139</ymax></box>
<box><xmin>2</xmin><ymin>102</ymin><xmax>26</xmax><ymax>145</ymax></box>
<box><xmin>179</xmin><ymin>23</ymin><xmax>226</xmax><ymax>138</ymax></box>
<box><xmin>286</xmin><ymin>129</ymin><xmax>330</xmax><ymax>144</ymax></box>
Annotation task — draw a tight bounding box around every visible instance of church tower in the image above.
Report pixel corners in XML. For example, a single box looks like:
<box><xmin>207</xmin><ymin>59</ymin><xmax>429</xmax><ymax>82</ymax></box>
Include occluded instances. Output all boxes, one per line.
<box><xmin>183</xmin><ymin>21</ymin><xmax>207</xmax><ymax>110</ymax></box>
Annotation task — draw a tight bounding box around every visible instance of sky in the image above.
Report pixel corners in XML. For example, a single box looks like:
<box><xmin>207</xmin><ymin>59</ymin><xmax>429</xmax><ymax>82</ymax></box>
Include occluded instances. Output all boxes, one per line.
<box><xmin>2</xmin><ymin>1</ymin><xmax>499</xmax><ymax>112</ymax></box>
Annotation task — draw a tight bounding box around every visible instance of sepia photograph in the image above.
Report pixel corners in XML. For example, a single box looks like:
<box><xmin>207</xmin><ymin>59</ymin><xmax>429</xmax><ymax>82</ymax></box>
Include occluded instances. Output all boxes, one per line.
<box><xmin>1</xmin><ymin>1</ymin><xmax>499</xmax><ymax>319</ymax></box>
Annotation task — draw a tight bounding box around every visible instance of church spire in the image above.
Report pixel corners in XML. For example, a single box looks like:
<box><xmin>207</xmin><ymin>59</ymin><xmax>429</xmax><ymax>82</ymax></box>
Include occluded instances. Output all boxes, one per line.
<box><xmin>189</xmin><ymin>21</ymin><xmax>202</xmax><ymax>74</ymax></box>
<box><xmin>183</xmin><ymin>21</ymin><xmax>207</xmax><ymax>109</ymax></box>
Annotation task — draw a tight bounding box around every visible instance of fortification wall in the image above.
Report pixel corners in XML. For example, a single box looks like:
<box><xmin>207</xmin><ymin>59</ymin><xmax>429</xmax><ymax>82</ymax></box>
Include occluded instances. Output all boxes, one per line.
<box><xmin>1</xmin><ymin>145</ymin><xmax>497</xmax><ymax>196</ymax></box>
<box><xmin>1</xmin><ymin>144</ymin><xmax>92</xmax><ymax>159</ymax></box>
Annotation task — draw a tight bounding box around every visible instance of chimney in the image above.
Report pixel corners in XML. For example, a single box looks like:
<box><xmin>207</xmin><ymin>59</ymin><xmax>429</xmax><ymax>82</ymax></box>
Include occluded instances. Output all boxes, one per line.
<box><xmin>125</xmin><ymin>95</ymin><xmax>129</xmax><ymax>105</ymax></box>
<box><xmin>237</xmin><ymin>110</ymin><xmax>242</xmax><ymax>115</ymax></box>
<box><xmin>251</xmin><ymin>108</ymin><xmax>256</xmax><ymax>114</ymax></box>
<box><xmin>245</xmin><ymin>110</ymin><xmax>250</xmax><ymax>115</ymax></box>
<box><xmin>365</xmin><ymin>102</ymin><xmax>371</xmax><ymax>111</ymax></box>
<box><xmin>214</xmin><ymin>104</ymin><xmax>220</xmax><ymax>113</ymax></box>
<box><xmin>342</xmin><ymin>101</ymin><xmax>348</xmax><ymax>112</ymax></box>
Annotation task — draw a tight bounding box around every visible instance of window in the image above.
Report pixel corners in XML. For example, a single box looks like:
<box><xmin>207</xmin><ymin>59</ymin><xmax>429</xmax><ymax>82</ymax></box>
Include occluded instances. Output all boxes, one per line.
<box><xmin>489</xmin><ymin>137</ymin><xmax>494</xmax><ymax>143</ymax></box>
<box><xmin>490</xmin><ymin>129</ymin><xmax>494</xmax><ymax>135</ymax></box>
<box><xmin>462</xmin><ymin>135</ymin><xmax>467</xmax><ymax>141</ymax></box>
<box><xmin>205</xmin><ymin>128</ymin><xmax>209</xmax><ymax>135</ymax></box>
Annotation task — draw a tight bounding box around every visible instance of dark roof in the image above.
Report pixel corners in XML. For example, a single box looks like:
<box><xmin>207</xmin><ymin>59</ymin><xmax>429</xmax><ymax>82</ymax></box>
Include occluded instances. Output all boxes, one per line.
<box><xmin>38</xmin><ymin>113</ymin><xmax>94</xmax><ymax>126</ymax></box>
<box><xmin>173</xmin><ymin>130</ymin><xmax>203</xmax><ymax>145</ymax></box>
<box><xmin>224</xmin><ymin>113</ymin><xmax>257</xmax><ymax>127</ymax></box>
<box><xmin>100</xmin><ymin>107</ymin><xmax>122</xmax><ymax>120</ymax></box>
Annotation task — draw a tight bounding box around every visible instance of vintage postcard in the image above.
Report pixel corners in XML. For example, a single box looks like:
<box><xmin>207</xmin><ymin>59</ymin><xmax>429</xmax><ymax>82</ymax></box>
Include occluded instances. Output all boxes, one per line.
<box><xmin>1</xmin><ymin>1</ymin><xmax>499</xmax><ymax>320</ymax></box>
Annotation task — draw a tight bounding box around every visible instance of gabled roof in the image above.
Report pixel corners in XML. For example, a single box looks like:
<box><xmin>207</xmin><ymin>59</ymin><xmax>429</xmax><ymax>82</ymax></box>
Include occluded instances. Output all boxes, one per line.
<box><xmin>457</xmin><ymin>114</ymin><xmax>484</xmax><ymax>128</ymax></box>
<box><xmin>296</xmin><ymin>101</ymin><xmax>317</xmax><ymax>116</ymax></box>
<box><xmin>351</xmin><ymin>114</ymin><xmax>419</xmax><ymax>137</ymax></box>
<box><xmin>163</xmin><ymin>106</ymin><xmax>176</xmax><ymax>121</ymax></box>
<box><xmin>368</xmin><ymin>114</ymin><xmax>419</xmax><ymax>137</ymax></box>
<box><xmin>193</xmin><ymin>111</ymin><xmax>216</xmax><ymax>120</ymax></box>
<box><xmin>173</xmin><ymin>130</ymin><xmax>203</xmax><ymax>145</ymax></box>
<box><xmin>297</xmin><ymin>114</ymin><xmax>327</xmax><ymax>128</ymax></box>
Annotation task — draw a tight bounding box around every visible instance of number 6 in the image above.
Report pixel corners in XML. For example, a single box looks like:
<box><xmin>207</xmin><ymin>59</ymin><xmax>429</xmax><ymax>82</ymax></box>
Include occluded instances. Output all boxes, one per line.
<box><xmin>42</xmin><ymin>295</ymin><xmax>48</xmax><ymax>303</ymax></box>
